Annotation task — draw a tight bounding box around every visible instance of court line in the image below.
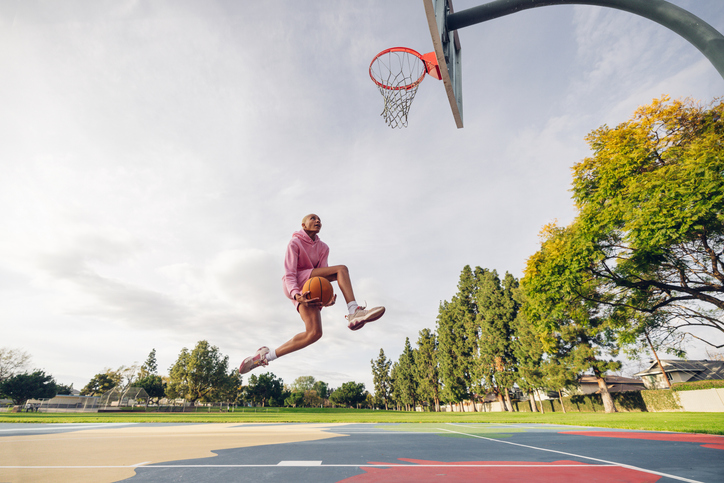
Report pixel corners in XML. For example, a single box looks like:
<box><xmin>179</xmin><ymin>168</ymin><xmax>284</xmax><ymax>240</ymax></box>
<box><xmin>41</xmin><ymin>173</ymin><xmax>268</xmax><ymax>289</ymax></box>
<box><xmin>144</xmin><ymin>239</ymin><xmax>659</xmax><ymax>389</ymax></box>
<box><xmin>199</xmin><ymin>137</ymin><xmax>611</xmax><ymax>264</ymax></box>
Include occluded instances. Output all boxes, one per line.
<box><xmin>0</xmin><ymin>424</ymin><xmax>136</xmax><ymax>432</ymax></box>
<box><xmin>0</xmin><ymin>463</ymin><xmax>621</xmax><ymax>469</ymax></box>
<box><xmin>439</xmin><ymin>425</ymin><xmax>703</xmax><ymax>483</ymax></box>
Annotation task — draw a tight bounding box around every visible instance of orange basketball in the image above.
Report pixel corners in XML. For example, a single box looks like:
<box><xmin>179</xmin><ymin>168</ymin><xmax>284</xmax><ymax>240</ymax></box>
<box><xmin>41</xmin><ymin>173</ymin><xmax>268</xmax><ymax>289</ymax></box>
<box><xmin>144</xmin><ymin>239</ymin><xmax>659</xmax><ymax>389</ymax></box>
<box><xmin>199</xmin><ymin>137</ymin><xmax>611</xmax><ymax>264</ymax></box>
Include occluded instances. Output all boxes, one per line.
<box><xmin>302</xmin><ymin>276</ymin><xmax>334</xmax><ymax>305</ymax></box>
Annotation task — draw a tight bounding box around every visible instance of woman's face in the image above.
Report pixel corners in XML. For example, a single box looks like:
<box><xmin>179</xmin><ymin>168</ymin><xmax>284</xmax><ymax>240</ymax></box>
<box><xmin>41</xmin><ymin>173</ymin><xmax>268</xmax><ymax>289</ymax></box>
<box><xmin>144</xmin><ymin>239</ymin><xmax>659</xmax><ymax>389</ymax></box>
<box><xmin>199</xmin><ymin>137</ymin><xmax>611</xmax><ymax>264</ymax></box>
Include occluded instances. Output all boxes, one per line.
<box><xmin>302</xmin><ymin>214</ymin><xmax>322</xmax><ymax>233</ymax></box>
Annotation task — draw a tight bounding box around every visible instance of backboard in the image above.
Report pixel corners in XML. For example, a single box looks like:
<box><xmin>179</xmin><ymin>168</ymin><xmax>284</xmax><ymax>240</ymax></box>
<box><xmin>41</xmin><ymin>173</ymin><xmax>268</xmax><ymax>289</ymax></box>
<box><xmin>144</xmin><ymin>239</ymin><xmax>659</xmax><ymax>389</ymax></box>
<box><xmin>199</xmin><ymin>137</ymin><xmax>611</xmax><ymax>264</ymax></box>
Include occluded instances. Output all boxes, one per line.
<box><xmin>424</xmin><ymin>0</ymin><xmax>463</xmax><ymax>128</ymax></box>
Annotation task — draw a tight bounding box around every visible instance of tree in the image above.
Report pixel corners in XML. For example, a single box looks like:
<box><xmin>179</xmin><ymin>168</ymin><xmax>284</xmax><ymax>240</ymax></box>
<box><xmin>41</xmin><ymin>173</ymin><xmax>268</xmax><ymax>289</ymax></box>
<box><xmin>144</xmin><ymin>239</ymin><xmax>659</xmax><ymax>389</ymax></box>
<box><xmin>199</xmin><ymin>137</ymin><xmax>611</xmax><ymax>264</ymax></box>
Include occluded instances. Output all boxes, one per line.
<box><xmin>165</xmin><ymin>341</ymin><xmax>235</xmax><ymax>403</ymax></box>
<box><xmin>133</xmin><ymin>375</ymin><xmax>165</xmax><ymax>402</ymax></box>
<box><xmin>284</xmin><ymin>391</ymin><xmax>305</xmax><ymax>408</ymax></box>
<box><xmin>474</xmin><ymin>270</ymin><xmax>519</xmax><ymax>412</ymax></box>
<box><xmin>329</xmin><ymin>381</ymin><xmax>366</xmax><ymax>408</ymax></box>
<box><xmin>245</xmin><ymin>372</ymin><xmax>285</xmax><ymax>407</ymax></box>
<box><xmin>436</xmin><ymin>266</ymin><xmax>479</xmax><ymax>410</ymax></box>
<box><xmin>371</xmin><ymin>349</ymin><xmax>392</xmax><ymax>410</ymax></box>
<box><xmin>139</xmin><ymin>349</ymin><xmax>158</xmax><ymax>378</ymax></box>
<box><xmin>395</xmin><ymin>338</ymin><xmax>418</xmax><ymax>411</ymax></box>
<box><xmin>312</xmin><ymin>380</ymin><xmax>330</xmax><ymax>400</ymax></box>
<box><xmin>511</xmin><ymin>309</ymin><xmax>545</xmax><ymax>412</ymax></box>
<box><xmin>523</xmin><ymin>236</ymin><xmax>622</xmax><ymax>414</ymax></box>
<box><xmin>543</xmin><ymin>97</ymin><xmax>724</xmax><ymax>348</ymax></box>
<box><xmin>413</xmin><ymin>328</ymin><xmax>440</xmax><ymax>412</ymax></box>
<box><xmin>55</xmin><ymin>383</ymin><xmax>74</xmax><ymax>395</ymax></box>
<box><xmin>81</xmin><ymin>373</ymin><xmax>116</xmax><ymax>396</ymax></box>
<box><xmin>0</xmin><ymin>371</ymin><xmax>57</xmax><ymax>405</ymax></box>
<box><xmin>0</xmin><ymin>348</ymin><xmax>31</xmax><ymax>382</ymax></box>
<box><xmin>290</xmin><ymin>376</ymin><xmax>316</xmax><ymax>392</ymax></box>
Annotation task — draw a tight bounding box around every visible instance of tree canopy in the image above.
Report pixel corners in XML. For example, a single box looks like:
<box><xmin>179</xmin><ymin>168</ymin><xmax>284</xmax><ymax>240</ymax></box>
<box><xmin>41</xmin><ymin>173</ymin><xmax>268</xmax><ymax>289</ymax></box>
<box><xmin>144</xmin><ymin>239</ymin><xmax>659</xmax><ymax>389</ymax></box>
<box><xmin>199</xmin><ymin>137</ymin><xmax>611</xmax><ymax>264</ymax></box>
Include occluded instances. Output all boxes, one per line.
<box><xmin>526</xmin><ymin>97</ymin><xmax>724</xmax><ymax>350</ymax></box>
<box><xmin>0</xmin><ymin>370</ymin><xmax>57</xmax><ymax>405</ymax></box>
<box><xmin>166</xmin><ymin>340</ymin><xmax>236</xmax><ymax>403</ymax></box>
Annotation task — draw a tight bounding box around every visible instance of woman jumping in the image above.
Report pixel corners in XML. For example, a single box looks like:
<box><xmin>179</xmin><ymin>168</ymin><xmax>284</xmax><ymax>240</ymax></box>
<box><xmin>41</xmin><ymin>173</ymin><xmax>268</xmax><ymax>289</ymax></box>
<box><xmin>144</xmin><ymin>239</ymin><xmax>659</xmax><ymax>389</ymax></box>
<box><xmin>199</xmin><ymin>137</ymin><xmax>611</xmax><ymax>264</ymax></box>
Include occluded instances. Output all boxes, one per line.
<box><xmin>239</xmin><ymin>214</ymin><xmax>385</xmax><ymax>374</ymax></box>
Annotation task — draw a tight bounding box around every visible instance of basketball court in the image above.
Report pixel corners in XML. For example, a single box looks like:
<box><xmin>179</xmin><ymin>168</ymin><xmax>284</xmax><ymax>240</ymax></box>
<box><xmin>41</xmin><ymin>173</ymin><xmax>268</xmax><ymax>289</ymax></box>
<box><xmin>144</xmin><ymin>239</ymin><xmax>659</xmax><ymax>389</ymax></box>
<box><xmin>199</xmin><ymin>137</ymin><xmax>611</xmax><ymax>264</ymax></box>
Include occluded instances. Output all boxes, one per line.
<box><xmin>2</xmin><ymin>422</ymin><xmax>723</xmax><ymax>482</ymax></box>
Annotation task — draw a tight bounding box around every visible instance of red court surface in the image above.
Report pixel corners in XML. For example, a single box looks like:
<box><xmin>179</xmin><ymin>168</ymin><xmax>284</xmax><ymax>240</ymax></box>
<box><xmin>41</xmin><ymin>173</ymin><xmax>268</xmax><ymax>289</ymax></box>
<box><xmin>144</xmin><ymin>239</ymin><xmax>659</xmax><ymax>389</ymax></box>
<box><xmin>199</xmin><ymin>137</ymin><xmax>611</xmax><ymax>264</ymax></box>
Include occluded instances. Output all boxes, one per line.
<box><xmin>2</xmin><ymin>422</ymin><xmax>723</xmax><ymax>482</ymax></box>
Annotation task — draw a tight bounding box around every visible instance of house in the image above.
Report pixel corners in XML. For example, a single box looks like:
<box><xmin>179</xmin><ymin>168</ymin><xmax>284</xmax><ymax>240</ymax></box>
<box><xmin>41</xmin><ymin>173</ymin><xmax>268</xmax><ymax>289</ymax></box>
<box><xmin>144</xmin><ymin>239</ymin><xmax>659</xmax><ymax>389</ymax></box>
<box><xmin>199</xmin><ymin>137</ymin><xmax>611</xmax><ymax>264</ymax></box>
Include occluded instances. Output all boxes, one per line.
<box><xmin>566</xmin><ymin>375</ymin><xmax>646</xmax><ymax>396</ymax></box>
<box><xmin>634</xmin><ymin>360</ymin><xmax>724</xmax><ymax>390</ymax></box>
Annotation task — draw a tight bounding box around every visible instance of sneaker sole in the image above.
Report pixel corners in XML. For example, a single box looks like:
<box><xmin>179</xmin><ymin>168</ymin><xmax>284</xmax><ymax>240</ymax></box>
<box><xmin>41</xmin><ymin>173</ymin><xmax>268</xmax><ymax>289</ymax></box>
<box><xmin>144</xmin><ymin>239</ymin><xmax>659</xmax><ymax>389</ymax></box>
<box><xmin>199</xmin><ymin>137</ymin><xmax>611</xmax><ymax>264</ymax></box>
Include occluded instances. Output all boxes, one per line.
<box><xmin>348</xmin><ymin>307</ymin><xmax>385</xmax><ymax>331</ymax></box>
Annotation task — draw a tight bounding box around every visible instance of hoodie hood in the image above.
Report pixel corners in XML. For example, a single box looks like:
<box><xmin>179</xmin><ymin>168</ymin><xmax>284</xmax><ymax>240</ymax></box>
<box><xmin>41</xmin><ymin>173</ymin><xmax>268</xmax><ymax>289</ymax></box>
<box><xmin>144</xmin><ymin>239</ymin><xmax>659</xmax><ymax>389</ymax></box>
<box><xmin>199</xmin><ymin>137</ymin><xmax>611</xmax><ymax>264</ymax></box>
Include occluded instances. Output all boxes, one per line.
<box><xmin>292</xmin><ymin>229</ymin><xmax>319</xmax><ymax>245</ymax></box>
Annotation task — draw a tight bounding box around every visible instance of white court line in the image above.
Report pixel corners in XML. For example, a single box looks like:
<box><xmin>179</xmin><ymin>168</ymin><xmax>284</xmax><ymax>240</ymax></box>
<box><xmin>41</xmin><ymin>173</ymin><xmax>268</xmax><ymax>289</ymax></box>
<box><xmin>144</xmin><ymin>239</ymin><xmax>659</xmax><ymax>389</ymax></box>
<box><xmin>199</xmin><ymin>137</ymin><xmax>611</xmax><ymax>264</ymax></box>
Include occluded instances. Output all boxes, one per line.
<box><xmin>439</xmin><ymin>425</ymin><xmax>703</xmax><ymax>483</ymax></box>
<box><xmin>0</xmin><ymin>423</ymin><xmax>136</xmax><ymax>432</ymax></box>
<box><xmin>1</xmin><ymin>463</ymin><xmax>620</xmax><ymax>469</ymax></box>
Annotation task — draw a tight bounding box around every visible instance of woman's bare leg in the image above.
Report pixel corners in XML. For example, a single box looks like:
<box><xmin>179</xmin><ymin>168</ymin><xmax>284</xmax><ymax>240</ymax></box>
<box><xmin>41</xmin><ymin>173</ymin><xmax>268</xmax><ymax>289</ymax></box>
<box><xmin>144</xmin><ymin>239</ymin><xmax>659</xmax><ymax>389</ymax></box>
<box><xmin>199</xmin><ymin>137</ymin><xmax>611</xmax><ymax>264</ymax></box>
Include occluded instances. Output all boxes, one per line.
<box><xmin>274</xmin><ymin>305</ymin><xmax>323</xmax><ymax>357</ymax></box>
<box><xmin>311</xmin><ymin>265</ymin><xmax>355</xmax><ymax>304</ymax></box>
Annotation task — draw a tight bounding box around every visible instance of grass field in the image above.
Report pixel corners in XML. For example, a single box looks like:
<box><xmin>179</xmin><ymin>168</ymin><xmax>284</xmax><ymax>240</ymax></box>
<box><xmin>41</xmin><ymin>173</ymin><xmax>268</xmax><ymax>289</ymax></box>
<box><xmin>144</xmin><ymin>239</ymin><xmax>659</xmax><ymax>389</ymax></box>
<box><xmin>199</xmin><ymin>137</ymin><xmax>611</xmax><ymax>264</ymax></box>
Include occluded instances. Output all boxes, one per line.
<box><xmin>1</xmin><ymin>408</ymin><xmax>723</xmax><ymax>435</ymax></box>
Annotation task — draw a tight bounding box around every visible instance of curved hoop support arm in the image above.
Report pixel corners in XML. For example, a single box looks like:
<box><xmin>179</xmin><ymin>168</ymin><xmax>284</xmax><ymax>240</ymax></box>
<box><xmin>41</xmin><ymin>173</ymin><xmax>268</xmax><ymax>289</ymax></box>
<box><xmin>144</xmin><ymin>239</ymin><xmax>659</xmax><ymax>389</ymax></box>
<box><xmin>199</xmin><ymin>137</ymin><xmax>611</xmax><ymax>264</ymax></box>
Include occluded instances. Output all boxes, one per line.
<box><xmin>447</xmin><ymin>0</ymin><xmax>724</xmax><ymax>81</ymax></box>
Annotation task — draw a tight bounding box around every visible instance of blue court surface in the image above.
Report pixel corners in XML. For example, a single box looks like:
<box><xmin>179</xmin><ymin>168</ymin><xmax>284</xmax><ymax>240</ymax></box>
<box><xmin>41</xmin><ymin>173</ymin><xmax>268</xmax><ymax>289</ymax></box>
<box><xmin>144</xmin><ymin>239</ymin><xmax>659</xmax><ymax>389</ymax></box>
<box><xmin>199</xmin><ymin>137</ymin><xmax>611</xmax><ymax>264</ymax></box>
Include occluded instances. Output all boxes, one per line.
<box><xmin>2</xmin><ymin>422</ymin><xmax>723</xmax><ymax>482</ymax></box>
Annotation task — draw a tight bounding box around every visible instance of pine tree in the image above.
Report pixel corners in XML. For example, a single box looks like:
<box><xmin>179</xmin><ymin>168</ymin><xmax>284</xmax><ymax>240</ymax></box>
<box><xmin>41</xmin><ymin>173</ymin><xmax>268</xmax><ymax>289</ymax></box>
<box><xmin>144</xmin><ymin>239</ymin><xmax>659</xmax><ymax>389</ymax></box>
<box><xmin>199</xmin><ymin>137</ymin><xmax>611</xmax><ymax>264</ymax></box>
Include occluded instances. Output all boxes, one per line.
<box><xmin>474</xmin><ymin>270</ymin><xmax>519</xmax><ymax>411</ymax></box>
<box><xmin>396</xmin><ymin>338</ymin><xmax>418</xmax><ymax>411</ymax></box>
<box><xmin>370</xmin><ymin>349</ymin><xmax>392</xmax><ymax>410</ymax></box>
<box><xmin>437</xmin><ymin>266</ymin><xmax>479</xmax><ymax>410</ymax></box>
<box><xmin>414</xmin><ymin>328</ymin><xmax>440</xmax><ymax>411</ymax></box>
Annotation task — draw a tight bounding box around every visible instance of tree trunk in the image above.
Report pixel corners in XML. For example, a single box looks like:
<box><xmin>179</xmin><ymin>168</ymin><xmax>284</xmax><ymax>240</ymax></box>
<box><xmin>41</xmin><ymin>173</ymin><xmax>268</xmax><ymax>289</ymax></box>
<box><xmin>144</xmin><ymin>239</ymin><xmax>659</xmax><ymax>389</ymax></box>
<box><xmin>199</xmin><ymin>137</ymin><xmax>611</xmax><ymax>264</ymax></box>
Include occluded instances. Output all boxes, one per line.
<box><xmin>558</xmin><ymin>389</ymin><xmax>566</xmax><ymax>413</ymax></box>
<box><xmin>645</xmin><ymin>332</ymin><xmax>672</xmax><ymax>389</ymax></box>
<box><xmin>537</xmin><ymin>391</ymin><xmax>545</xmax><ymax>414</ymax></box>
<box><xmin>595</xmin><ymin>375</ymin><xmax>617</xmax><ymax>413</ymax></box>
<box><xmin>503</xmin><ymin>388</ymin><xmax>514</xmax><ymax>412</ymax></box>
<box><xmin>529</xmin><ymin>391</ymin><xmax>538</xmax><ymax>412</ymax></box>
<box><xmin>496</xmin><ymin>391</ymin><xmax>508</xmax><ymax>411</ymax></box>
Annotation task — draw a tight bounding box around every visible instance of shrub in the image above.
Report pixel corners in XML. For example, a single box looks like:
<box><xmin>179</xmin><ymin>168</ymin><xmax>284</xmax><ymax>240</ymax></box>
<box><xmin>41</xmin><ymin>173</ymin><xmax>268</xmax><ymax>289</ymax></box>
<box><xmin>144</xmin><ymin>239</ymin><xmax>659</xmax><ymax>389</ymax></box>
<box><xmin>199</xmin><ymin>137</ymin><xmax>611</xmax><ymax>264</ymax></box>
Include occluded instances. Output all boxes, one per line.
<box><xmin>672</xmin><ymin>380</ymin><xmax>724</xmax><ymax>391</ymax></box>
<box><xmin>640</xmin><ymin>389</ymin><xmax>682</xmax><ymax>412</ymax></box>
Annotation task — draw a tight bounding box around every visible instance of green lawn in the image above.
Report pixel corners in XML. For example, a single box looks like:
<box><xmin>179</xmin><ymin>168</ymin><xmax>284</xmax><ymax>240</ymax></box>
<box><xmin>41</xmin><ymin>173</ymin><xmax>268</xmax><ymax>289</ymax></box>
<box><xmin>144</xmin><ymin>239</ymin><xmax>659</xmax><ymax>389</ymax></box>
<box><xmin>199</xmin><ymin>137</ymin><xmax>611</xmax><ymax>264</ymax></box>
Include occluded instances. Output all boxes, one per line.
<box><xmin>1</xmin><ymin>409</ymin><xmax>722</xmax><ymax>435</ymax></box>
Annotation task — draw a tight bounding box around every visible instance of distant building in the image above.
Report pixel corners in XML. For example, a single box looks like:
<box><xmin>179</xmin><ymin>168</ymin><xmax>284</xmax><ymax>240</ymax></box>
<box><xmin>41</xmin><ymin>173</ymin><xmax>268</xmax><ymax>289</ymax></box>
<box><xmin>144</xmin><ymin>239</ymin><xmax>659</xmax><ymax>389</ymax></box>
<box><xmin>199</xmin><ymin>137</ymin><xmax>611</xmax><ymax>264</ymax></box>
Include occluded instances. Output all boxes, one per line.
<box><xmin>634</xmin><ymin>360</ymin><xmax>724</xmax><ymax>390</ymax></box>
<box><xmin>566</xmin><ymin>375</ymin><xmax>646</xmax><ymax>396</ymax></box>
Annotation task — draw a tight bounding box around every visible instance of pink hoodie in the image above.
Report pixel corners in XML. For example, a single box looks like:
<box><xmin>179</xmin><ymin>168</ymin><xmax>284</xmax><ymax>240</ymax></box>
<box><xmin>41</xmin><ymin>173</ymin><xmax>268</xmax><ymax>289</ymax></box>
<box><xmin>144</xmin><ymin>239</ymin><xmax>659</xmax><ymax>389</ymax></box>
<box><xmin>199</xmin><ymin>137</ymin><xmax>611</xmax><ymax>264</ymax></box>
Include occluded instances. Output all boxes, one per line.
<box><xmin>282</xmin><ymin>229</ymin><xmax>329</xmax><ymax>301</ymax></box>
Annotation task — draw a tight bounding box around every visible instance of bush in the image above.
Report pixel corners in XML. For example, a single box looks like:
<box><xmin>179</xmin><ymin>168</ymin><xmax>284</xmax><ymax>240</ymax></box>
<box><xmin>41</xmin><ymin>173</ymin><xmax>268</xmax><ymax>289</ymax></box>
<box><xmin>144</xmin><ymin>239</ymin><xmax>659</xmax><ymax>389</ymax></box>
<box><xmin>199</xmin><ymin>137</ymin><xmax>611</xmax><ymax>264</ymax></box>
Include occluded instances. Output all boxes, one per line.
<box><xmin>640</xmin><ymin>389</ymin><xmax>681</xmax><ymax>412</ymax></box>
<box><xmin>672</xmin><ymin>380</ymin><xmax>724</xmax><ymax>391</ymax></box>
<box><xmin>612</xmin><ymin>391</ymin><xmax>647</xmax><ymax>412</ymax></box>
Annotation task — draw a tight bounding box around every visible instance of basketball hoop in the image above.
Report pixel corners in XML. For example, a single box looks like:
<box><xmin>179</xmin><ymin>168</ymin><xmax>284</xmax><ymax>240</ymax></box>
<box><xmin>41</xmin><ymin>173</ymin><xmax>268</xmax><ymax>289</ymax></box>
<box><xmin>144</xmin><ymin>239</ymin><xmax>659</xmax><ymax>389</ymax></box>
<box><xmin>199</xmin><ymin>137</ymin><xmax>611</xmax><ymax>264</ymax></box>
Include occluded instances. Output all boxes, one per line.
<box><xmin>369</xmin><ymin>47</ymin><xmax>441</xmax><ymax>128</ymax></box>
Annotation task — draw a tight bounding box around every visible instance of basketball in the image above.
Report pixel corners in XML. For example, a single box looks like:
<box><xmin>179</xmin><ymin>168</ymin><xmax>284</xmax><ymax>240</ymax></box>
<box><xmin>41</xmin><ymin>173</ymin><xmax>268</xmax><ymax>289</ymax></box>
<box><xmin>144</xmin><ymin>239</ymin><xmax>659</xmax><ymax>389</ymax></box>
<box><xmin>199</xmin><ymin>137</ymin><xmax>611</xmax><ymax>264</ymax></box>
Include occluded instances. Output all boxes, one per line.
<box><xmin>302</xmin><ymin>276</ymin><xmax>334</xmax><ymax>305</ymax></box>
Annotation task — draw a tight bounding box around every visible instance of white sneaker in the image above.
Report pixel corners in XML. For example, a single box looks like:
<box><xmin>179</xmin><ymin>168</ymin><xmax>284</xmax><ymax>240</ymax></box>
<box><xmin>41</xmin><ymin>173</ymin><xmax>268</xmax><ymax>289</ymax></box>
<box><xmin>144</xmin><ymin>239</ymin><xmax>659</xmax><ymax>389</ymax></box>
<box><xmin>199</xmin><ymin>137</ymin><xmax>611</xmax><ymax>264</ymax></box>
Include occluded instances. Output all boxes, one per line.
<box><xmin>346</xmin><ymin>306</ymin><xmax>385</xmax><ymax>331</ymax></box>
<box><xmin>239</xmin><ymin>346</ymin><xmax>270</xmax><ymax>374</ymax></box>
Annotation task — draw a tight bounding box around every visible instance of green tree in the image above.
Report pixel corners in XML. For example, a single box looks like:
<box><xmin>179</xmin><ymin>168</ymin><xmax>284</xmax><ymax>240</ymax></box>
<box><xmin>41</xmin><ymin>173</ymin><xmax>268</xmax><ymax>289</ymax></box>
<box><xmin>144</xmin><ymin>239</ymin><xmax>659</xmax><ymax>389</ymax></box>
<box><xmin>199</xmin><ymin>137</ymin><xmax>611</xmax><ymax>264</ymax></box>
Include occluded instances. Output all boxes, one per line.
<box><xmin>0</xmin><ymin>371</ymin><xmax>57</xmax><ymax>405</ymax></box>
<box><xmin>81</xmin><ymin>373</ymin><xmax>116</xmax><ymax>396</ymax></box>
<box><xmin>139</xmin><ymin>349</ymin><xmax>158</xmax><ymax>378</ymax></box>
<box><xmin>133</xmin><ymin>375</ymin><xmax>165</xmax><ymax>402</ymax></box>
<box><xmin>55</xmin><ymin>383</ymin><xmax>74</xmax><ymax>395</ymax></box>
<box><xmin>414</xmin><ymin>328</ymin><xmax>440</xmax><ymax>412</ymax></box>
<box><xmin>523</xmin><ymin>243</ymin><xmax>622</xmax><ymax>414</ymax></box>
<box><xmin>511</xmin><ymin>308</ymin><xmax>545</xmax><ymax>412</ymax></box>
<box><xmin>395</xmin><ymin>338</ymin><xmax>418</xmax><ymax>411</ymax></box>
<box><xmin>312</xmin><ymin>380</ymin><xmax>330</xmax><ymax>400</ymax></box>
<box><xmin>290</xmin><ymin>376</ymin><xmax>316</xmax><ymax>392</ymax></box>
<box><xmin>472</xmin><ymin>270</ymin><xmax>519</xmax><ymax>412</ymax></box>
<box><xmin>245</xmin><ymin>372</ymin><xmax>284</xmax><ymax>407</ymax></box>
<box><xmin>436</xmin><ymin>266</ymin><xmax>479</xmax><ymax>410</ymax></box>
<box><xmin>284</xmin><ymin>391</ymin><xmax>305</xmax><ymax>407</ymax></box>
<box><xmin>537</xmin><ymin>97</ymin><xmax>724</xmax><ymax>350</ymax></box>
<box><xmin>329</xmin><ymin>381</ymin><xmax>366</xmax><ymax>408</ymax></box>
<box><xmin>166</xmin><ymin>341</ymin><xmax>235</xmax><ymax>403</ymax></box>
<box><xmin>371</xmin><ymin>349</ymin><xmax>392</xmax><ymax>409</ymax></box>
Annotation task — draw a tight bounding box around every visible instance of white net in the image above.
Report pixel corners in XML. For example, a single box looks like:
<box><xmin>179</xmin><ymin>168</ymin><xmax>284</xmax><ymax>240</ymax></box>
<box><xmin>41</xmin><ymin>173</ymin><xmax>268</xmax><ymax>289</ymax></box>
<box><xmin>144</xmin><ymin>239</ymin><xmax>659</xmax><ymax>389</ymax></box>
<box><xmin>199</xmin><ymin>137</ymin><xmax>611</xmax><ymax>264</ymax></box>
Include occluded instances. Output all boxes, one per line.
<box><xmin>370</xmin><ymin>49</ymin><xmax>427</xmax><ymax>128</ymax></box>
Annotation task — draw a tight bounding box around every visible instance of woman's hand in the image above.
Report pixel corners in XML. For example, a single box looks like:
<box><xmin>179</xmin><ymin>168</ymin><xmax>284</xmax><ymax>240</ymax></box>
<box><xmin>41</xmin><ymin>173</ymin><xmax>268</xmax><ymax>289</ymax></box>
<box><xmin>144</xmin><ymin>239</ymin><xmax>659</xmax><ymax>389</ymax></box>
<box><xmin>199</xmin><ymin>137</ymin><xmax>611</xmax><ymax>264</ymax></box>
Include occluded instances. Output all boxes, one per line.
<box><xmin>325</xmin><ymin>294</ymin><xmax>337</xmax><ymax>307</ymax></box>
<box><xmin>296</xmin><ymin>291</ymin><xmax>323</xmax><ymax>308</ymax></box>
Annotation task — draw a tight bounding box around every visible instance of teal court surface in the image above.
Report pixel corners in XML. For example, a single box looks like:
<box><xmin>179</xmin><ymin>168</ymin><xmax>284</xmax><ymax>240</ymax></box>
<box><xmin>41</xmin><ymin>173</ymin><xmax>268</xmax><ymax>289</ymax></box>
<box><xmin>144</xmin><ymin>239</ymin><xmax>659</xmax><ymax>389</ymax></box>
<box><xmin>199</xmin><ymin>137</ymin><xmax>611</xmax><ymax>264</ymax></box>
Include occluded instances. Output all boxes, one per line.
<box><xmin>2</xmin><ymin>422</ymin><xmax>723</xmax><ymax>482</ymax></box>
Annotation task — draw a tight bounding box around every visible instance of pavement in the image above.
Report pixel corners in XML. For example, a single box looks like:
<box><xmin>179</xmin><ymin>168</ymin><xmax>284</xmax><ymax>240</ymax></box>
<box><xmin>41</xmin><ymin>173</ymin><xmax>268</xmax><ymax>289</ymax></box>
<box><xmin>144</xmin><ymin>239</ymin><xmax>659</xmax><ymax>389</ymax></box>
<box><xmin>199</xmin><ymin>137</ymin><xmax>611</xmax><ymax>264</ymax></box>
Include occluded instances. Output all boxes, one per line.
<box><xmin>2</xmin><ymin>422</ymin><xmax>723</xmax><ymax>482</ymax></box>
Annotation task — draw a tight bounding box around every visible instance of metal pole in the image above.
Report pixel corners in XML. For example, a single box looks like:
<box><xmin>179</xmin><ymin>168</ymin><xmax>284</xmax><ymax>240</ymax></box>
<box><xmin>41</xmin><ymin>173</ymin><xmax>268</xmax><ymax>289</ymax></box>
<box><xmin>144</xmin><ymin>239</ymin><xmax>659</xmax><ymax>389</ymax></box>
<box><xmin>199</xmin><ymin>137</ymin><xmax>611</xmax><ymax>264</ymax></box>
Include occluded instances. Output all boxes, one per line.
<box><xmin>446</xmin><ymin>0</ymin><xmax>724</xmax><ymax>81</ymax></box>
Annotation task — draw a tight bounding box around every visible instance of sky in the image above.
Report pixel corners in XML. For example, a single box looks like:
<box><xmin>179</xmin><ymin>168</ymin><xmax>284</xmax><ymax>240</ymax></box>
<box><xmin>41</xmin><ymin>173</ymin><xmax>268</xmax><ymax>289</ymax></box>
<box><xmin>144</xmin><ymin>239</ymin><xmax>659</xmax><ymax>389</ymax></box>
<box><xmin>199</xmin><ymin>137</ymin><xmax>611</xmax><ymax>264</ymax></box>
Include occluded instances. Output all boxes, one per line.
<box><xmin>1</xmin><ymin>0</ymin><xmax>723</xmax><ymax>393</ymax></box>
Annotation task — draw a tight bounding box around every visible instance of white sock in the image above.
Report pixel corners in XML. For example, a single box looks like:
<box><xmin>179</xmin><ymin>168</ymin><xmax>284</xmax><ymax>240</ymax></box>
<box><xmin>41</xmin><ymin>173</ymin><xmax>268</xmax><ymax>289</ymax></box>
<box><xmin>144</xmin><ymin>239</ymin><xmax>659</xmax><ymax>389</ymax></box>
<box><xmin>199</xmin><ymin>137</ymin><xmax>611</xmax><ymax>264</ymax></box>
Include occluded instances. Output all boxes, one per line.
<box><xmin>266</xmin><ymin>348</ymin><xmax>278</xmax><ymax>361</ymax></box>
<box><xmin>347</xmin><ymin>301</ymin><xmax>359</xmax><ymax>315</ymax></box>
